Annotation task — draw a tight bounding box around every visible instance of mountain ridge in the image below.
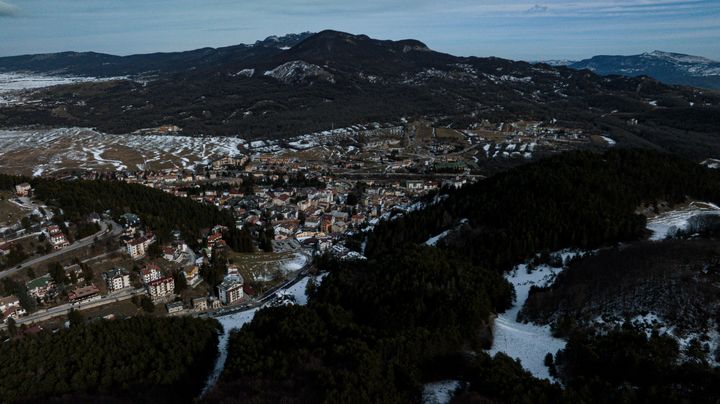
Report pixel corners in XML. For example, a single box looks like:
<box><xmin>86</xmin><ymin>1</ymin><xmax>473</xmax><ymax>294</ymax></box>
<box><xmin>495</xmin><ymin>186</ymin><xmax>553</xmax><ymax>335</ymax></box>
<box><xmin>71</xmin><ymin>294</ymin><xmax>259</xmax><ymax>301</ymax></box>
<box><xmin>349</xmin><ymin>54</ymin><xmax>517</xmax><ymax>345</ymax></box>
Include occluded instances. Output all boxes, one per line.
<box><xmin>0</xmin><ymin>31</ymin><xmax>718</xmax><ymax>161</ymax></box>
<box><xmin>564</xmin><ymin>50</ymin><xmax>720</xmax><ymax>89</ymax></box>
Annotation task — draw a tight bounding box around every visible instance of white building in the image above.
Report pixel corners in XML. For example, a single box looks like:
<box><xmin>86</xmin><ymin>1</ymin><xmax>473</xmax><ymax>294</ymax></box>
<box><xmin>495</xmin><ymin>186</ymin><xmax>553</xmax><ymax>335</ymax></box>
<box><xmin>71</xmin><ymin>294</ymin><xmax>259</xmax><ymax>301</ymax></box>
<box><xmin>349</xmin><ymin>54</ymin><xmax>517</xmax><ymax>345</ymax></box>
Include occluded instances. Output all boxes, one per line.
<box><xmin>126</xmin><ymin>235</ymin><xmax>155</xmax><ymax>259</ymax></box>
<box><xmin>141</xmin><ymin>264</ymin><xmax>163</xmax><ymax>284</ymax></box>
<box><xmin>15</xmin><ymin>183</ymin><xmax>31</xmax><ymax>197</ymax></box>
<box><xmin>217</xmin><ymin>274</ymin><xmax>244</xmax><ymax>305</ymax></box>
<box><xmin>102</xmin><ymin>268</ymin><xmax>131</xmax><ymax>291</ymax></box>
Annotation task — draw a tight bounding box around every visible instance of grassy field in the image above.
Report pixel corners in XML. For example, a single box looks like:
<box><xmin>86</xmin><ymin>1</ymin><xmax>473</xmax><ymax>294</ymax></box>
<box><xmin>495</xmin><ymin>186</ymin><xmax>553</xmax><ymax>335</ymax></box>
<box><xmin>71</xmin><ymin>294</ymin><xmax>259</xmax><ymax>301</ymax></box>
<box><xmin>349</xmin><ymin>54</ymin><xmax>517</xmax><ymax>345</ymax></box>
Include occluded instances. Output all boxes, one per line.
<box><xmin>228</xmin><ymin>250</ymin><xmax>307</xmax><ymax>286</ymax></box>
<box><xmin>0</xmin><ymin>191</ymin><xmax>26</xmax><ymax>227</ymax></box>
<box><xmin>435</xmin><ymin>128</ymin><xmax>465</xmax><ymax>142</ymax></box>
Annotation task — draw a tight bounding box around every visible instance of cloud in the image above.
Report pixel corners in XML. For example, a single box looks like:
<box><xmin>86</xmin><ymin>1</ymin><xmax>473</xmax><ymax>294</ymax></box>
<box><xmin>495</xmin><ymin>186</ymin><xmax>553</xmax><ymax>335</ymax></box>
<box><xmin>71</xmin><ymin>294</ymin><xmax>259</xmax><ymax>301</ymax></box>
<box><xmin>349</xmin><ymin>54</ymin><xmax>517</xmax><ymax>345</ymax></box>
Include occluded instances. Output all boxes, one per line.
<box><xmin>527</xmin><ymin>4</ymin><xmax>548</xmax><ymax>13</ymax></box>
<box><xmin>0</xmin><ymin>0</ymin><xmax>18</xmax><ymax>17</ymax></box>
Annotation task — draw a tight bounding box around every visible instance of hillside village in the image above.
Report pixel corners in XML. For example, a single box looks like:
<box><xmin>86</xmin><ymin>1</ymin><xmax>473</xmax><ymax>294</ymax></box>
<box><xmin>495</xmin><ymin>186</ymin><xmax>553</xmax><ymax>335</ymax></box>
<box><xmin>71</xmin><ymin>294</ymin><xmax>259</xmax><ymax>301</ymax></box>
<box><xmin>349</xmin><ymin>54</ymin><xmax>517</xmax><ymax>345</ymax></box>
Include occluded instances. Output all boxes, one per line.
<box><xmin>0</xmin><ymin>119</ymin><xmax>609</xmax><ymax>335</ymax></box>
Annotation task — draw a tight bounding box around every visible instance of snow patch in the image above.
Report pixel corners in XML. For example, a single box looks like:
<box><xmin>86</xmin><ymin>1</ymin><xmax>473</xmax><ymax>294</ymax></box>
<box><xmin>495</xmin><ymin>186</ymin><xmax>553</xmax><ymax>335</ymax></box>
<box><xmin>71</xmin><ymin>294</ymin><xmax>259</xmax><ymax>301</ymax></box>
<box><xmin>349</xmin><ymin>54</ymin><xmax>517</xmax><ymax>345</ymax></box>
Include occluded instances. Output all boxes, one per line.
<box><xmin>487</xmin><ymin>250</ymin><xmax>583</xmax><ymax>380</ymax></box>
<box><xmin>422</xmin><ymin>380</ymin><xmax>461</xmax><ymax>404</ymax></box>
<box><xmin>646</xmin><ymin>202</ymin><xmax>720</xmax><ymax>240</ymax></box>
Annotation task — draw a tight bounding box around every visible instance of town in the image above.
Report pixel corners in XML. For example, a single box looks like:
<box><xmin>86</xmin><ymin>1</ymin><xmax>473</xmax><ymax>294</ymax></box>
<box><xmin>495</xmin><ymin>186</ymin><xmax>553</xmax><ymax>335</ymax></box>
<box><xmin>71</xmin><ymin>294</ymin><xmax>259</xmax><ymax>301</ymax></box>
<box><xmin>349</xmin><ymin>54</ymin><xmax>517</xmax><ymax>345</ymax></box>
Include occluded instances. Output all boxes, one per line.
<box><xmin>0</xmin><ymin>119</ymin><xmax>607</xmax><ymax>335</ymax></box>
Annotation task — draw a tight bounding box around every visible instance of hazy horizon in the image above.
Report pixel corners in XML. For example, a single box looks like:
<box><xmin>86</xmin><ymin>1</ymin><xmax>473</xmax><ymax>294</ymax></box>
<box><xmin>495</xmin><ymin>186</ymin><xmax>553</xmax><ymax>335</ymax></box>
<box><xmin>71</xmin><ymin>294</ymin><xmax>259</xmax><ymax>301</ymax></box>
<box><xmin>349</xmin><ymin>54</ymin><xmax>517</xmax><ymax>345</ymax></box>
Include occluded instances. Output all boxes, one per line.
<box><xmin>0</xmin><ymin>1</ymin><xmax>718</xmax><ymax>61</ymax></box>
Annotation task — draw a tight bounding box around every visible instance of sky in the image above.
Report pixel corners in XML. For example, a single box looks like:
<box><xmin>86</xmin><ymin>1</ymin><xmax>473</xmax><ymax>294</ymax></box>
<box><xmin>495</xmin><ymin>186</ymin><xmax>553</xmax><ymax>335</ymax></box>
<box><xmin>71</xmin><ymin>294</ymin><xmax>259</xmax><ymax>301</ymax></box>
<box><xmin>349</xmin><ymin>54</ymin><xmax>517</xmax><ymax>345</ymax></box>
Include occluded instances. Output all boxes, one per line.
<box><xmin>0</xmin><ymin>0</ymin><xmax>718</xmax><ymax>61</ymax></box>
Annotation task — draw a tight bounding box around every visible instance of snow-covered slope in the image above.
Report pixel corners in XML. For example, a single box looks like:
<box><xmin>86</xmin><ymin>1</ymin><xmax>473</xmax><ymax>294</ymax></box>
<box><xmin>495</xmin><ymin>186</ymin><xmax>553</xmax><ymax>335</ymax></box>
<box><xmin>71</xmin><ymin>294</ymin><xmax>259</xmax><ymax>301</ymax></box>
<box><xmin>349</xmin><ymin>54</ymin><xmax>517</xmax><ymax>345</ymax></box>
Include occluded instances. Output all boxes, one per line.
<box><xmin>487</xmin><ymin>250</ymin><xmax>582</xmax><ymax>380</ymax></box>
<box><xmin>646</xmin><ymin>202</ymin><xmax>720</xmax><ymax>240</ymax></box>
<box><xmin>264</xmin><ymin>60</ymin><xmax>335</xmax><ymax>84</ymax></box>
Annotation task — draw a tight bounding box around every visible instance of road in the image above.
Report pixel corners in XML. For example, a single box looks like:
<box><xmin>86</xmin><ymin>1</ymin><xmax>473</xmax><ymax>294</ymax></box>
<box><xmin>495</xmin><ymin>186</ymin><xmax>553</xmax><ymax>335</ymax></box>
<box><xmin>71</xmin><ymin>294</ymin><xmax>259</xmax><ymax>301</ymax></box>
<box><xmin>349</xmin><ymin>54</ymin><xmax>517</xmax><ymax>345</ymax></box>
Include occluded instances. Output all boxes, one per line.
<box><xmin>0</xmin><ymin>286</ymin><xmax>145</xmax><ymax>329</ymax></box>
<box><xmin>0</xmin><ymin>220</ymin><xmax>122</xmax><ymax>279</ymax></box>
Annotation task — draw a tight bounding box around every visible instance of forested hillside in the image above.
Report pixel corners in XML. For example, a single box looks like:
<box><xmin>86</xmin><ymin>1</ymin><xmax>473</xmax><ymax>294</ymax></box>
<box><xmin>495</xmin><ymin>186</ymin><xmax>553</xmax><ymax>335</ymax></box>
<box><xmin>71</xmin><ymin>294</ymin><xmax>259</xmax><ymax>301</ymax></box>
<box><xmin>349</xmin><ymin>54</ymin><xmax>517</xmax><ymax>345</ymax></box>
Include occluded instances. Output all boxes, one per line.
<box><xmin>0</xmin><ymin>317</ymin><xmax>220</xmax><ymax>403</ymax></box>
<box><xmin>13</xmin><ymin>176</ymin><xmax>251</xmax><ymax>249</ymax></box>
<box><xmin>208</xmin><ymin>246</ymin><xmax>537</xmax><ymax>403</ymax></box>
<box><xmin>366</xmin><ymin>149</ymin><xmax>720</xmax><ymax>270</ymax></box>
<box><xmin>208</xmin><ymin>149</ymin><xmax>720</xmax><ymax>403</ymax></box>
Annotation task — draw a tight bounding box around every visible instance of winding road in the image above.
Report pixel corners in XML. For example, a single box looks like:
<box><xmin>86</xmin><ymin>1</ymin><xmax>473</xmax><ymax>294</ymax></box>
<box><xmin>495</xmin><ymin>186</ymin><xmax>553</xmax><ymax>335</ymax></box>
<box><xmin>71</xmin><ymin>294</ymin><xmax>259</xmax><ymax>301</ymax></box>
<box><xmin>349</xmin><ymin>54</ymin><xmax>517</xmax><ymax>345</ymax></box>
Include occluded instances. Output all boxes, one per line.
<box><xmin>0</xmin><ymin>220</ymin><xmax>121</xmax><ymax>280</ymax></box>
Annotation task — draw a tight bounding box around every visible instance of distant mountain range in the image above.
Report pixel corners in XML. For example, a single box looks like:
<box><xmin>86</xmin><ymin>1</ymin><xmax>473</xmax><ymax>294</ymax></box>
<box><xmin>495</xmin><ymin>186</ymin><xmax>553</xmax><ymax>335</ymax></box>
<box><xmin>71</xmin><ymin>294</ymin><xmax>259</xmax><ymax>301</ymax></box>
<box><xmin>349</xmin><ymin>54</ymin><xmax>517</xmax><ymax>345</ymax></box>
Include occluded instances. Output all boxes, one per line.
<box><xmin>0</xmin><ymin>30</ymin><xmax>718</xmax><ymax>161</ymax></box>
<box><xmin>0</xmin><ymin>32</ymin><xmax>315</xmax><ymax>77</ymax></box>
<box><xmin>543</xmin><ymin>51</ymin><xmax>720</xmax><ymax>89</ymax></box>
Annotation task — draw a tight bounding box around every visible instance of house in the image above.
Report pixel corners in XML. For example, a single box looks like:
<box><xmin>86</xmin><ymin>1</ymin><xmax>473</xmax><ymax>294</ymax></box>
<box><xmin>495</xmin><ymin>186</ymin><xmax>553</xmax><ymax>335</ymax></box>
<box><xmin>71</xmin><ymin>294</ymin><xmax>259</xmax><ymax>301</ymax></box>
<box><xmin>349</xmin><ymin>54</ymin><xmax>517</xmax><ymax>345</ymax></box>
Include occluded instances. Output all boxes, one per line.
<box><xmin>26</xmin><ymin>274</ymin><xmax>55</xmax><ymax>299</ymax></box>
<box><xmin>147</xmin><ymin>277</ymin><xmax>175</xmax><ymax>302</ymax></box>
<box><xmin>15</xmin><ymin>182</ymin><xmax>31</xmax><ymax>197</ymax></box>
<box><xmin>0</xmin><ymin>296</ymin><xmax>18</xmax><ymax>311</ymax></box>
<box><xmin>2</xmin><ymin>304</ymin><xmax>26</xmax><ymax>323</ymax></box>
<box><xmin>332</xmin><ymin>221</ymin><xmax>348</xmax><ymax>234</ymax></box>
<box><xmin>68</xmin><ymin>284</ymin><xmax>100</xmax><ymax>302</ymax></box>
<box><xmin>405</xmin><ymin>180</ymin><xmax>423</xmax><ymax>191</ymax></box>
<box><xmin>192</xmin><ymin>297</ymin><xmax>208</xmax><ymax>311</ymax></box>
<box><xmin>207</xmin><ymin>232</ymin><xmax>223</xmax><ymax>247</ymax></box>
<box><xmin>226</xmin><ymin>264</ymin><xmax>239</xmax><ymax>276</ymax></box>
<box><xmin>47</xmin><ymin>225</ymin><xmax>70</xmax><ymax>249</ymax></box>
<box><xmin>141</xmin><ymin>264</ymin><xmax>163</xmax><ymax>284</ymax></box>
<box><xmin>162</xmin><ymin>246</ymin><xmax>176</xmax><ymax>261</ymax></box>
<box><xmin>63</xmin><ymin>264</ymin><xmax>85</xmax><ymax>283</ymax></box>
<box><xmin>209</xmin><ymin>297</ymin><xmax>222</xmax><ymax>310</ymax></box>
<box><xmin>102</xmin><ymin>268</ymin><xmax>131</xmax><ymax>291</ymax></box>
<box><xmin>166</xmin><ymin>301</ymin><xmax>184</xmax><ymax>315</ymax></box>
<box><xmin>182</xmin><ymin>266</ymin><xmax>203</xmax><ymax>288</ymax></box>
<box><xmin>217</xmin><ymin>274</ymin><xmax>244</xmax><ymax>305</ymax></box>
<box><xmin>0</xmin><ymin>243</ymin><xmax>10</xmax><ymax>256</ymax></box>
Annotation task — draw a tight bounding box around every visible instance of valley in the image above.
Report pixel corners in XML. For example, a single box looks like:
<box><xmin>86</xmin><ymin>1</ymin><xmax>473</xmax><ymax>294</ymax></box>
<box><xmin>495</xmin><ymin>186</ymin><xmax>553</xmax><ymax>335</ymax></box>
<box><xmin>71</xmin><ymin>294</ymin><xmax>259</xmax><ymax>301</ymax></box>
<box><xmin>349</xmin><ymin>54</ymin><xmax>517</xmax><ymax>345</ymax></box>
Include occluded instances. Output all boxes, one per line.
<box><xmin>1</xmin><ymin>25</ymin><xmax>720</xmax><ymax>404</ymax></box>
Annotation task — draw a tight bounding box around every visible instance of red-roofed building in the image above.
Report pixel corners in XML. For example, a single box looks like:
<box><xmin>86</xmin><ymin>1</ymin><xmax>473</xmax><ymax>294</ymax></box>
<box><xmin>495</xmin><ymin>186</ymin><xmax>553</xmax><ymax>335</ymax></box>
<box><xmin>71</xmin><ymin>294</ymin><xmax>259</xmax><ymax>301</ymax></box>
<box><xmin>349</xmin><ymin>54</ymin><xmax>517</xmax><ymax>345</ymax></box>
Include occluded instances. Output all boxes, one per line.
<box><xmin>147</xmin><ymin>277</ymin><xmax>175</xmax><ymax>302</ymax></box>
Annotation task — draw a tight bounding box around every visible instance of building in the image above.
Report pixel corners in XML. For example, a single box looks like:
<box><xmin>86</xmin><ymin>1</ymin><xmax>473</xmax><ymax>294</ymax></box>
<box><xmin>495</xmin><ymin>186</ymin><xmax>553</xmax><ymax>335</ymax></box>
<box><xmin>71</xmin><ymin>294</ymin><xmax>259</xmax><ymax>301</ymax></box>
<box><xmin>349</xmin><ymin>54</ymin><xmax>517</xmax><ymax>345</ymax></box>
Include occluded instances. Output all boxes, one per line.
<box><xmin>141</xmin><ymin>264</ymin><xmax>163</xmax><ymax>284</ymax></box>
<box><xmin>207</xmin><ymin>232</ymin><xmax>223</xmax><ymax>247</ymax></box>
<box><xmin>3</xmin><ymin>305</ymin><xmax>26</xmax><ymax>322</ymax></box>
<box><xmin>102</xmin><ymin>268</ymin><xmax>131</xmax><ymax>291</ymax></box>
<box><xmin>147</xmin><ymin>277</ymin><xmax>175</xmax><ymax>302</ymax></box>
<box><xmin>0</xmin><ymin>295</ymin><xmax>24</xmax><ymax>322</ymax></box>
<box><xmin>26</xmin><ymin>274</ymin><xmax>55</xmax><ymax>299</ymax></box>
<box><xmin>217</xmin><ymin>274</ymin><xmax>244</xmax><ymax>305</ymax></box>
<box><xmin>68</xmin><ymin>284</ymin><xmax>100</xmax><ymax>302</ymax></box>
<box><xmin>166</xmin><ymin>301</ymin><xmax>184</xmax><ymax>314</ymax></box>
<box><xmin>182</xmin><ymin>266</ymin><xmax>203</xmax><ymax>288</ymax></box>
<box><xmin>126</xmin><ymin>235</ymin><xmax>155</xmax><ymax>259</ymax></box>
<box><xmin>15</xmin><ymin>182</ymin><xmax>31</xmax><ymax>197</ymax></box>
<box><xmin>47</xmin><ymin>225</ymin><xmax>70</xmax><ymax>250</ymax></box>
<box><xmin>192</xmin><ymin>297</ymin><xmax>208</xmax><ymax>311</ymax></box>
<box><xmin>209</xmin><ymin>297</ymin><xmax>222</xmax><ymax>310</ymax></box>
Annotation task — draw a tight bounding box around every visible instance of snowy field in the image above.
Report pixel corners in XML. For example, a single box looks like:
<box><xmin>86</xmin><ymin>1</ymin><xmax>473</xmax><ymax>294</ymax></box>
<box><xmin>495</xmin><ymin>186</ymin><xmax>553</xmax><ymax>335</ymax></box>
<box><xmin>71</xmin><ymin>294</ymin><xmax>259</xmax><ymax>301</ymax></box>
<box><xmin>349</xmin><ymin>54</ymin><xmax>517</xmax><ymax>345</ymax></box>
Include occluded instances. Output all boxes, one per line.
<box><xmin>0</xmin><ymin>128</ymin><xmax>245</xmax><ymax>175</ymax></box>
<box><xmin>0</xmin><ymin>72</ymin><xmax>125</xmax><ymax>106</ymax></box>
<box><xmin>646</xmin><ymin>202</ymin><xmax>720</xmax><ymax>240</ymax></box>
<box><xmin>487</xmin><ymin>250</ymin><xmax>582</xmax><ymax>380</ymax></box>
